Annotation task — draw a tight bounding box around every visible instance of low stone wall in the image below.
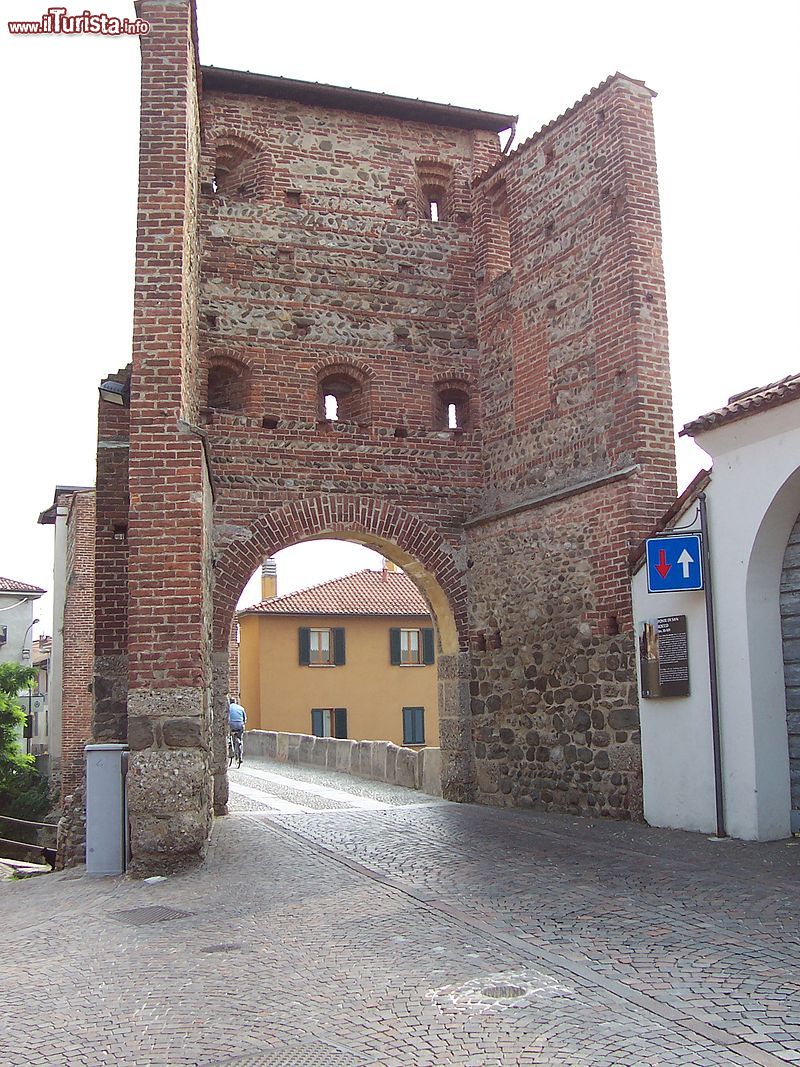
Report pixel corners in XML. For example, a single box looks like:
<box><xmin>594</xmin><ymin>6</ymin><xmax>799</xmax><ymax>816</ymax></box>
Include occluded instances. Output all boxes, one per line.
<box><xmin>244</xmin><ymin>731</ymin><xmax>443</xmax><ymax>798</ymax></box>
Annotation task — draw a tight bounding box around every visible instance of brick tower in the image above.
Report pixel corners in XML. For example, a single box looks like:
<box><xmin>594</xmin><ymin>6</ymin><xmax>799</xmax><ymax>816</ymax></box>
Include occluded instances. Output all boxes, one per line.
<box><xmin>94</xmin><ymin>0</ymin><xmax>676</xmax><ymax>871</ymax></box>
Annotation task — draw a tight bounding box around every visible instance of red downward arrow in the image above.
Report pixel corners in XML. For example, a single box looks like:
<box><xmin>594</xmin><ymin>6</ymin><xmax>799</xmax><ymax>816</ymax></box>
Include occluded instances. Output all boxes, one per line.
<box><xmin>655</xmin><ymin>548</ymin><xmax>671</xmax><ymax>579</ymax></box>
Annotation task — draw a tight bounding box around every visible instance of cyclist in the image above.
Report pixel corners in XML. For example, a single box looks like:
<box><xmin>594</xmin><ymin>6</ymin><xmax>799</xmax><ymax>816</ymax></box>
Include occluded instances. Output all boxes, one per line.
<box><xmin>228</xmin><ymin>698</ymin><xmax>247</xmax><ymax>765</ymax></box>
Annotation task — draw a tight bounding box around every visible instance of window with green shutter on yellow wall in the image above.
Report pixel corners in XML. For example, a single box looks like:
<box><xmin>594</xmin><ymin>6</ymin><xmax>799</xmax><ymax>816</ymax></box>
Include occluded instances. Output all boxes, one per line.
<box><xmin>390</xmin><ymin>627</ymin><xmax>434</xmax><ymax>666</ymax></box>
<box><xmin>299</xmin><ymin>627</ymin><xmax>346</xmax><ymax>666</ymax></box>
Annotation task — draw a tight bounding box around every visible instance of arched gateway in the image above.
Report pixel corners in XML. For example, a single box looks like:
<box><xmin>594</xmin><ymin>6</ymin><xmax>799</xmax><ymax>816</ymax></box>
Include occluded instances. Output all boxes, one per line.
<box><xmin>209</xmin><ymin>499</ymin><xmax>473</xmax><ymax>817</ymax></box>
<box><xmin>94</xmin><ymin>1</ymin><xmax>677</xmax><ymax>872</ymax></box>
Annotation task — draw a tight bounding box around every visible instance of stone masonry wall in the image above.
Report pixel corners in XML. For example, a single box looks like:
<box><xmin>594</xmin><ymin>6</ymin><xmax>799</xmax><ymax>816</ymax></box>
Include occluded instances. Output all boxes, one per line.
<box><xmin>466</xmin><ymin>76</ymin><xmax>677</xmax><ymax>818</ymax></box>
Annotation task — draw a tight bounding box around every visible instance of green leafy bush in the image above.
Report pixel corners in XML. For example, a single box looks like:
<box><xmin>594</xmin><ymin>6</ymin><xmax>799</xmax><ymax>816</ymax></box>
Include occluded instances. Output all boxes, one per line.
<box><xmin>0</xmin><ymin>664</ymin><xmax>49</xmax><ymax>841</ymax></box>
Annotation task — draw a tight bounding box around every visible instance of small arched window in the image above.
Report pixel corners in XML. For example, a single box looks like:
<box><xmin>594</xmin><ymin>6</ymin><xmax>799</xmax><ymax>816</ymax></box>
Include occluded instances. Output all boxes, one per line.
<box><xmin>213</xmin><ymin>139</ymin><xmax>259</xmax><ymax>199</ymax></box>
<box><xmin>317</xmin><ymin>365</ymin><xmax>371</xmax><ymax>426</ymax></box>
<box><xmin>434</xmin><ymin>381</ymin><xmax>470</xmax><ymax>431</ymax></box>
<box><xmin>415</xmin><ymin>159</ymin><xmax>454</xmax><ymax>223</ymax></box>
<box><xmin>207</xmin><ymin>357</ymin><xmax>250</xmax><ymax>413</ymax></box>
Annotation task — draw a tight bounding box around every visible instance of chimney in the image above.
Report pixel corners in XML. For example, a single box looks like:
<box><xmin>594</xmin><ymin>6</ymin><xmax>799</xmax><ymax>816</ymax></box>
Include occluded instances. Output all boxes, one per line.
<box><xmin>261</xmin><ymin>557</ymin><xmax>277</xmax><ymax>600</ymax></box>
<box><xmin>382</xmin><ymin>558</ymin><xmax>399</xmax><ymax>573</ymax></box>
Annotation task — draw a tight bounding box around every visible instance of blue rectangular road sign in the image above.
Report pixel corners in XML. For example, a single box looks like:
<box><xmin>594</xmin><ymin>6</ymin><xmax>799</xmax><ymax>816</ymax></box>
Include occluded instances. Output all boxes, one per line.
<box><xmin>646</xmin><ymin>534</ymin><xmax>703</xmax><ymax>593</ymax></box>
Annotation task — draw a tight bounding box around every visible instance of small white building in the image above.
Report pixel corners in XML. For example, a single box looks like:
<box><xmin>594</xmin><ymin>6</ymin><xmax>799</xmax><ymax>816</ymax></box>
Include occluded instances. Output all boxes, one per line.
<box><xmin>0</xmin><ymin>576</ymin><xmax>45</xmax><ymax>754</ymax></box>
<box><xmin>632</xmin><ymin>374</ymin><xmax>800</xmax><ymax>840</ymax></box>
<box><xmin>0</xmin><ymin>577</ymin><xmax>44</xmax><ymax>666</ymax></box>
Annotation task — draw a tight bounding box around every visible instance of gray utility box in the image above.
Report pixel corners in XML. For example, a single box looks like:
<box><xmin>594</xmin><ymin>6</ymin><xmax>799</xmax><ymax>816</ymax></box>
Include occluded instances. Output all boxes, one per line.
<box><xmin>85</xmin><ymin>743</ymin><xmax>129</xmax><ymax>875</ymax></box>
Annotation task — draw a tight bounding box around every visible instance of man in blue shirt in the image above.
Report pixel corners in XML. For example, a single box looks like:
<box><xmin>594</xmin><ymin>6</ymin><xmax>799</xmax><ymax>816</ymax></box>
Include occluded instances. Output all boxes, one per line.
<box><xmin>228</xmin><ymin>699</ymin><xmax>247</xmax><ymax>763</ymax></box>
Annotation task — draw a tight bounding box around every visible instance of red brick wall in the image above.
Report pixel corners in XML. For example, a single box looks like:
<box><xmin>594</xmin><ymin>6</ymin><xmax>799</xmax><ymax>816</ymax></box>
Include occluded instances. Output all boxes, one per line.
<box><xmin>466</xmin><ymin>76</ymin><xmax>677</xmax><ymax>817</ymax></box>
<box><xmin>61</xmin><ymin>491</ymin><xmax>95</xmax><ymax>803</ymax></box>
<box><xmin>199</xmin><ymin>87</ymin><xmax>504</xmax><ymax>647</ymax></box>
<box><xmin>474</xmin><ymin>76</ymin><xmax>676</xmax><ymax>525</ymax></box>
<box><xmin>127</xmin><ymin>0</ymin><xmax>211</xmax><ymax>693</ymax></box>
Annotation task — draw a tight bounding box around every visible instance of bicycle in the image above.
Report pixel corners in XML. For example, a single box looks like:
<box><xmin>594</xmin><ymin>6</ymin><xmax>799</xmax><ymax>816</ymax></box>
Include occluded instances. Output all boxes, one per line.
<box><xmin>228</xmin><ymin>729</ymin><xmax>244</xmax><ymax>768</ymax></box>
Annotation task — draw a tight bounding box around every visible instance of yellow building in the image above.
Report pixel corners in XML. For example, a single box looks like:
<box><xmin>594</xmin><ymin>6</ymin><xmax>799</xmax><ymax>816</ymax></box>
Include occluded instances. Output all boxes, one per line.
<box><xmin>238</xmin><ymin>562</ymin><xmax>439</xmax><ymax>748</ymax></box>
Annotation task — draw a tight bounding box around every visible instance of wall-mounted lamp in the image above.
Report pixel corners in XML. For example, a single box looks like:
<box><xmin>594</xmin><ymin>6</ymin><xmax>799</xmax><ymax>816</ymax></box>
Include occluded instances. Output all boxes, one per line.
<box><xmin>21</xmin><ymin>617</ymin><xmax>39</xmax><ymax>659</ymax></box>
<box><xmin>98</xmin><ymin>379</ymin><xmax>130</xmax><ymax>407</ymax></box>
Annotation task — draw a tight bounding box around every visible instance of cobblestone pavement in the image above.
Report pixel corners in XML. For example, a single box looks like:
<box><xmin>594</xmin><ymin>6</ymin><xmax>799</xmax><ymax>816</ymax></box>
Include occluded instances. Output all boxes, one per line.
<box><xmin>2</xmin><ymin>757</ymin><xmax>799</xmax><ymax>1066</ymax></box>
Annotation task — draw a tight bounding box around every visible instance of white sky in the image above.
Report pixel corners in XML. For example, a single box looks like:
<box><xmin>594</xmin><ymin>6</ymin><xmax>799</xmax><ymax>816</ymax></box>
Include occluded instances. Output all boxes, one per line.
<box><xmin>1</xmin><ymin>0</ymin><xmax>798</xmax><ymax>627</ymax></box>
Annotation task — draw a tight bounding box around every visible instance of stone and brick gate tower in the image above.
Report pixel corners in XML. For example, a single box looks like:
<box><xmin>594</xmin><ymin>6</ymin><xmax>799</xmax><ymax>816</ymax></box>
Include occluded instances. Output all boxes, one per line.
<box><xmin>94</xmin><ymin>0</ymin><xmax>676</xmax><ymax>871</ymax></box>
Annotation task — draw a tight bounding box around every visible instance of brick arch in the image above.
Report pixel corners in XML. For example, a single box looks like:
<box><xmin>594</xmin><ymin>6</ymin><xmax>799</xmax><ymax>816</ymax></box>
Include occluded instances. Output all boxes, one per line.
<box><xmin>211</xmin><ymin>130</ymin><xmax>272</xmax><ymax>200</ymax></box>
<box><xmin>212</xmin><ymin>496</ymin><xmax>468</xmax><ymax>654</ymax></box>
<box><xmin>204</xmin><ymin>353</ymin><xmax>255</xmax><ymax>415</ymax></box>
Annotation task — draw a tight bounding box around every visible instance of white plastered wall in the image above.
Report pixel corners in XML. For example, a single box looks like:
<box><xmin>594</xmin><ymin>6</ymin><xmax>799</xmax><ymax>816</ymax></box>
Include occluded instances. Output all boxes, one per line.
<box><xmin>633</xmin><ymin>397</ymin><xmax>800</xmax><ymax>841</ymax></box>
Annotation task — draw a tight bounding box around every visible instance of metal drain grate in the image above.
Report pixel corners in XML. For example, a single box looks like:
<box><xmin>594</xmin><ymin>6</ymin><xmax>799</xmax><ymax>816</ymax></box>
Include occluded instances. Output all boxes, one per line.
<box><xmin>110</xmin><ymin>905</ymin><xmax>193</xmax><ymax>926</ymax></box>
<box><xmin>209</xmin><ymin>1041</ymin><xmax>366</xmax><ymax>1067</ymax></box>
<box><xmin>199</xmin><ymin>943</ymin><xmax>240</xmax><ymax>954</ymax></box>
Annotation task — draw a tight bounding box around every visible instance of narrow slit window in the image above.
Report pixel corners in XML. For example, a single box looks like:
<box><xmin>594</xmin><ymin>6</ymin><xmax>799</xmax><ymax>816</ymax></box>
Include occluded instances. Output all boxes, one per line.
<box><xmin>325</xmin><ymin>393</ymin><xmax>338</xmax><ymax>420</ymax></box>
<box><xmin>447</xmin><ymin>403</ymin><xmax>458</xmax><ymax>429</ymax></box>
<box><xmin>429</xmin><ymin>199</ymin><xmax>439</xmax><ymax>222</ymax></box>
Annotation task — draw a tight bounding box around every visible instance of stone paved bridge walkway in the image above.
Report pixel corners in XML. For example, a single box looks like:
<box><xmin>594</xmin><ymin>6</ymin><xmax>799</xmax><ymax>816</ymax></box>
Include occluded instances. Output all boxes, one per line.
<box><xmin>3</xmin><ymin>757</ymin><xmax>799</xmax><ymax>1065</ymax></box>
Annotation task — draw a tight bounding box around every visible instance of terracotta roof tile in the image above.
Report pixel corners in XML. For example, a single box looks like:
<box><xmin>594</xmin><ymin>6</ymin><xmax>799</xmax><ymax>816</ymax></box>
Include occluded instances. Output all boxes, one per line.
<box><xmin>473</xmin><ymin>72</ymin><xmax>654</xmax><ymax>188</ymax></box>
<box><xmin>0</xmin><ymin>577</ymin><xmax>45</xmax><ymax>595</ymax></box>
<box><xmin>239</xmin><ymin>569</ymin><xmax>430</xmax><ymax>617</ymax></box>
<box><xmin>681</xmin><ymin>373</ymin><xmax>800</xmax><ymax>437</ymax></box>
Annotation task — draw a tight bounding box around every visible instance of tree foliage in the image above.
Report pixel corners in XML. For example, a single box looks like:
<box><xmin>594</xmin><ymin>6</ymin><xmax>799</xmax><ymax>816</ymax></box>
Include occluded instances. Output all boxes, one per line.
<box><xmin>0</xmin><ymin>663</ymin><xmax>49</xmax><ymax>832</ymax></box>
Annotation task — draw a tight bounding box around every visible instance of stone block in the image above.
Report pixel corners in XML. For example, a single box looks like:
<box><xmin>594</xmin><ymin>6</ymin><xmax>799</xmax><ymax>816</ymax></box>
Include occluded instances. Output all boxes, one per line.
<box><xmin>385</xmin><ymin>743</ymin><xmax>399</xmax><ymax>783</ymax></box>
<box><xmin>441</xmin><ymin>751</ymin><xmax>476</xmax><ymax>802</ymax></box>
<box><xmin>476</xmin><ymin>759</ymin><xmax>499</xmax><ymax>794</ymax></box>
<box><xmin>312</xmin><ymin>737</ymin><xmax>330</xmax><ymax>768</ymax></box>
<box><xmin>127</xmin><ymin>716</ymin><xmax>154</xmax><ymax>751</ymax></box>
<box><xmin>335</xmin><ymin>739</ymin><xmax>355</xmax><ymax>773</ymax></box>
<box><xmin>370</xmin><ymin>741</ymin><xmax>390</xmax><ymax>782</ymax></box>
<box><xmin>420</xmin><ymin>747</ymin><xmax>442</xmax><ymax>797</ymax></box>
<box><xmin>298</xmin><ymin>734</ymin><xmax>316</xmax><ymax>766</ymax></box>
<box><xmin>127</xmin><ymin>749</ymin><xmax>210</xmax><ymax>820</ymax></box>
<box><xmin>395</xmin><ymin>748</ymin><xmax>418</xmax><ymax>790</ymax></box>
<box><xmin>285</xmin><ymin>733</ymin><xmax>303</xmax><ymax>763</ymax></box>
<box><xmin>243</xmin><ymin>730</ymin><xmax>266</xmax><ymax>758</ymax></box>
<box><xmin>275</xmin><ymin>732</ymin><xmax>289</xmax><ymax>762</ymax></box>
<box><xmin>129</xmin><ymin>810</ymin><xmax>210</xmax><ymax>869</ymax></box>
<box><xmin>438</xmin><ymin>718</ymin><xmax>472</xmax><ymax>754</ymax></box>
<box><xmin>162</xmin><ymin>717</ymin><xmax>203</xmax><ymax>748</ymax></box>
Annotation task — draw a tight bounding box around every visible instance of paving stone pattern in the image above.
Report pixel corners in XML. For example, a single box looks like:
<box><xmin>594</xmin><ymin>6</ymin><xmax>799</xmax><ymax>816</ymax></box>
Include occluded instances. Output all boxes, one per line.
<box><xmin>2</xmin><ymin>758</ymin><xmax>798</xmax><ymax>1065</ymax></box>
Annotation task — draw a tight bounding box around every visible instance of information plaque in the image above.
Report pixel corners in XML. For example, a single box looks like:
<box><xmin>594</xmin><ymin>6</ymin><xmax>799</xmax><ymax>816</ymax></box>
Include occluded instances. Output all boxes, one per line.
<box><xmin>639</xmin><ymin>614</ymin><xmax>690</xmax><ymax>698</ymax></box>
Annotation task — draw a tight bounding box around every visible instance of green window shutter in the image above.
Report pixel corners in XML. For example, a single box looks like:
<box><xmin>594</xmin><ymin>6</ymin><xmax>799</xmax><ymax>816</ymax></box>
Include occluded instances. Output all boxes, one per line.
<box><xmin>333</xmin><ymin>627</ymin><xmax>346</xmax><ymax>665</ymax></box>
<box><xmin>299</xmin><ymin>627</ymin><xmax>311</xmax><ymax>665</ymax></box>
<box><xmin>334</xmin><ymin>708</ymin><xmax>348</xmax><ymax>739</ymax></box>
<box><xmin>311</xmin><ymin>709</ymin><xmax>324</xmax><ymax>736</ymax></box>
<box><xmin>390</xmin><ymin>627</ymin><xmax>401</xmax><ymax>665</ymax></box>
<box><xmin>422</xmin><ymin>628</ymin><xmax>435</xmax><ymax>665</ymax></box>
<box><xmin>402</xmin><ymin>707</ymin><xmax>425</xmax><ymax>745</ymax></box>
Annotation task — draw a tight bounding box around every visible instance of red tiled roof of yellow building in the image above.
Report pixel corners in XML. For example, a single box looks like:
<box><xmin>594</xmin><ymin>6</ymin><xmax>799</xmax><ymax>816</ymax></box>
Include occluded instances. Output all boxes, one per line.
<box><xmin>238</xmin><ymin>569</ymin><xmax>429</xmax><ymax>617</ymax></box>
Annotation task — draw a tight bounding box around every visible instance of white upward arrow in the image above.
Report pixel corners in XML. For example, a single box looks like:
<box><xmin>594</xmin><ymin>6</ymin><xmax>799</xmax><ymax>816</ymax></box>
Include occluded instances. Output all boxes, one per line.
<box><xmin>677</xmin><ymin>548</ymin><xmax>694</xmax><ymax>578</ymax></box>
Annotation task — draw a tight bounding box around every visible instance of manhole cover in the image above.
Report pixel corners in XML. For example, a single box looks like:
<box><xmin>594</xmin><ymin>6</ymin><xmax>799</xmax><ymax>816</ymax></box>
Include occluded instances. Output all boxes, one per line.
<box><xmin>209</xmin><ymin>1041</ymin><xmax>365</xmax><ymax>1067</ymax></box>
<box><xmin>482</xmin><ymin>983</ymin><xmax>529</xmax><ymax>1000</ymax></box>
<box><xmin>110</xmin><ymin>905</ymin><xmax>193</xmax><ymax>926</ymax></box>
<box><xmin>429</xmin><ymin>969</ymin><xmax>573</xmax><ymax>1014</ymax></box>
